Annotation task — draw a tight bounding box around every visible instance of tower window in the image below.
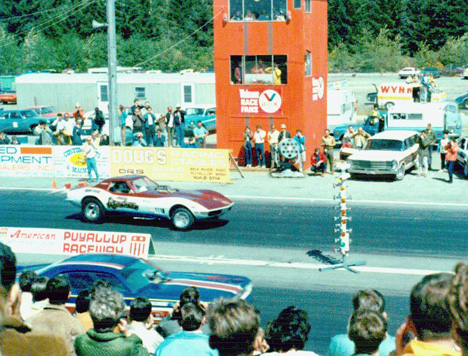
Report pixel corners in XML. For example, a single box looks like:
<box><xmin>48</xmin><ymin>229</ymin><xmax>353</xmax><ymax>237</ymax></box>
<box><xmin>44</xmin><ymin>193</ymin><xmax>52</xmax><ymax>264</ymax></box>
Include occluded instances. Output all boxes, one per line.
<box><xmin>229</xmin><ymin>0</ymin><xmax>288</xmax><ymax>22</ymax></box>
<box><xmin>230</xmin><ymin>55</ymin><xmax>288</xmax><ymax>85</ymax></box>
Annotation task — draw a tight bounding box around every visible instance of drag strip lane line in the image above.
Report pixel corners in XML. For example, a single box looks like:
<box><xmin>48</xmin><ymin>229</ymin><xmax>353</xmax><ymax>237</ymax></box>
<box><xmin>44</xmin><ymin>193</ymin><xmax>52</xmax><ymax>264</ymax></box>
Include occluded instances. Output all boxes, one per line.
<box><xmin>151</xmin><ymin>254</ymin><xmax>445</xmax><ymax>276</ymax></box>
<box><xmin>227</xmin><ymin>195</ymin><xmax>468</xmax><ymax>208</ymax></box>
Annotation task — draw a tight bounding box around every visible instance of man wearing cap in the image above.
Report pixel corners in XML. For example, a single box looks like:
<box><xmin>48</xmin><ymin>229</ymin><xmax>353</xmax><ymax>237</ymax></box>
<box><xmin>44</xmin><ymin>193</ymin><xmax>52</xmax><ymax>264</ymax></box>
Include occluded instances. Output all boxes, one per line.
<box><xmin>321</xmin><ymin>129</ymin><xmax>336</xmax><ymax>174</ymax></box>
<box><xmin>82</xmin><ymin>136</ymin><xmax>100</xmax><ymax>181</ymax></box>
<box><xmin>278</xmin><ymin>124</ymin><xmax>291</xmax><ymax>142</ymax></box>
<box><xmin>174</xmin><ymin>104</ymin><xmax>186</xmax><ymax>147</ymax></box>
<box><xmin>267</xmin><ymin>124</ymin><xmax>280</xmax><ymax>169</ymax></box>
<box><xmin>132</xmin><ymin>132</ymin><xmax>148</xmax><ymax>147</ymax></box>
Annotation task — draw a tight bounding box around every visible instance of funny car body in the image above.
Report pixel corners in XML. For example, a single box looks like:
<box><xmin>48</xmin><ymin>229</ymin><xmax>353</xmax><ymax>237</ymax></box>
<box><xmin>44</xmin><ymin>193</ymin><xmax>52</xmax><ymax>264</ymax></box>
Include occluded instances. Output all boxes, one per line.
<box><xmin>25</xmin><ymin>253</ymin><xmax>252</xmax><ymax>322</ymax></box>
<box><xmin>66</xmin><ymin>175</ymin><xmax>234</xmax><ymax>230</ymax></box>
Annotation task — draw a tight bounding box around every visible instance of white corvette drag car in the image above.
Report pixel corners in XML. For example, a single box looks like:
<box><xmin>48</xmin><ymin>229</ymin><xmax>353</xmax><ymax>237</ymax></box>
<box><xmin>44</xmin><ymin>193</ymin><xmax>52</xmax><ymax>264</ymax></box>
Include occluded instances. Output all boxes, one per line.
<box><xmin>66</xmin><ymin>175</ymin><xmax>234</xmax><ymax>230</ymax></box>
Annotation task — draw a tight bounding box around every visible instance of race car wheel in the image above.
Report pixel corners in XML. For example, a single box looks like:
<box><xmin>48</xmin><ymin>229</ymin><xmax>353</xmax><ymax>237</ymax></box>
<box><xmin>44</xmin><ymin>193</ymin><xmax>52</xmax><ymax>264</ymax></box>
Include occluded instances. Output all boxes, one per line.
<box><xmin>82</xmin><ymin>198</ymin><xmax>105</xmax><ymax>223</ymax></box>
<box><xmin>395</xmin><ymin>163</ymin><xmax>406</xmax><ymax>181</ymax></box>
<box><xmin>171</xmin><ymin>208</ymin><xmax>194</xmax><ymax>230</ymax></box>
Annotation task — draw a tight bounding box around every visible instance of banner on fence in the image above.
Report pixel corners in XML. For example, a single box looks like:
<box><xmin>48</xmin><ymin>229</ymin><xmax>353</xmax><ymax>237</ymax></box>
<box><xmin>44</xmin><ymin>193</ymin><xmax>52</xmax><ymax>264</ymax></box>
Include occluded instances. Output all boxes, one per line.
<box><xmin>0</xmin><ymin>146</ymin><xmax>53</xmax><ymax>176</ymax></box>
<box><xmin>110</xmin><ymin>147</ymin><xmax>231</xmax><ymax>183</ymax></box>
<box><xmin>0</xmin><ymin>227</ymin><xmax>153</xmax><ymax>259</ymax></box>
<box><xmin>53</xmin><ymin>146</ymin><xmax>111</xmax><ymax>178</ymax></box>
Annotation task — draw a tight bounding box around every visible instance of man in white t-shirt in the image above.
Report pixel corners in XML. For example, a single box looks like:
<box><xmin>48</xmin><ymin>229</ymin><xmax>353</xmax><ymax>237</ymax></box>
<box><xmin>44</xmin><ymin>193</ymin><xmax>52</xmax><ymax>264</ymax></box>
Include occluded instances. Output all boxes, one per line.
<box><xmin>253</xmin><ymin>125</ymin><xmax>266</xmax><ymax>168</ymax></box>
<box><xmin>82</xmin><ymin>137</ymin><xmax>100</xmax><ymax>181</ymax></box>
<box><xmin>267</xmin><ymin>124</ymin><xmax>280</xmax><ymax>169</ymax></box>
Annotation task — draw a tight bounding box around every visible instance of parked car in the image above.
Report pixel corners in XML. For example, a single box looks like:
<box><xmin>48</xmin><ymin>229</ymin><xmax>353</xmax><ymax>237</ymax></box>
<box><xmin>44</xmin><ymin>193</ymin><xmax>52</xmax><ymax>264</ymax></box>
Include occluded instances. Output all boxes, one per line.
<box><xmin>0</xmin><ymin>109</ymin><xmax>51</xmax><ymax>134</ymax></box>
<box><xmin>398</xmin><ymin>67</ymin><xmax>420</xmax><ymax>79</ymax></box>
<box><xmin>26</xmin><ymin>105</ymin><xmax>60</xmax><ymax>117</ymax></box>
<box><xmin>25</xmin><ymin>253</ymin><xmax>252</xmax><ymax>322</ymax></box>
<box><xmin>333</xmin><ymin>113</ymin><xmax>384</xmax><ymax>143</ymax></box>
<box><xmin>456</xmin><ymin>136</ymin><xmax>468</xmax><ymax>178</ymax></box>
<box><xmin>67</xmin><ymin>175</ymin><xmax>234</xmax><ymax>230</ymax></box>
<box><xmin>455</xmin><ymin>92</ymin><xmax>468</xmax><ymax>110</ymax></box>
<box><xmin>0</xmin><ymin>90</ymin><xmax>17</xmax><ymax>104</ymax></box>
<box><xmin>347</xmin><ymin>130</ymin><xmax>419</xmax><ymax>181</ymax></box>
<box><xmin>420</xmin><ymin>67</ymin><xmax>442</xmax><ymax>78</ymax></box>
<box><xmin>184</xmin><ymin>105</ymin><xmax>216</xmax><ymax>135</ymax></box>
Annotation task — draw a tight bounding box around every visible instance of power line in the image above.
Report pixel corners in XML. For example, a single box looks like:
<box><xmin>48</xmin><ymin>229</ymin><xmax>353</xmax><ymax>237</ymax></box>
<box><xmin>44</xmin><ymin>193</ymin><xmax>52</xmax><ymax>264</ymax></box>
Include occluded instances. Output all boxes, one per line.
<box><xmin>135</xmin><ymin>9</ymin><xmax>222</xmax><ymax>68</ymax></box>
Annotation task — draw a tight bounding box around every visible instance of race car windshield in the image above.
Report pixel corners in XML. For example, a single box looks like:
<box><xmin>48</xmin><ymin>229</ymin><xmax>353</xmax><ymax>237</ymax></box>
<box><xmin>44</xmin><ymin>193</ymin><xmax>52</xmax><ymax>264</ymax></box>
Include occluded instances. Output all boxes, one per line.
<box><xmin>120</xmin><ymin>259</ymin><xmax>166</xmax><ymax>291</ymax></box>
<box><xmin>132</xmin><ymin>177</ymin><xmax>159</xmax><ymax>192</ymax></box>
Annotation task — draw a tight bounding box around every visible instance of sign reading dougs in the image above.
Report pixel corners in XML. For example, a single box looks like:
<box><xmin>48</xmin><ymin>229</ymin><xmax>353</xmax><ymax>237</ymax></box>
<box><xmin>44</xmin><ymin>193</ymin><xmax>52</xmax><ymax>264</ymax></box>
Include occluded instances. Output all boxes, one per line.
<box><xmin>0</xmin><ymin>227</ymin><xmax>153</xmax><ymax>259</ymax></box>
<box><xmin>239</xmin><ymin>87</ymin><xmax>283</xmax><ymax>115</ymax></box>
<box><xmin>110</xmin><ymin>147</ymin><xmax>231</xmax><ymax>183</ymax></box>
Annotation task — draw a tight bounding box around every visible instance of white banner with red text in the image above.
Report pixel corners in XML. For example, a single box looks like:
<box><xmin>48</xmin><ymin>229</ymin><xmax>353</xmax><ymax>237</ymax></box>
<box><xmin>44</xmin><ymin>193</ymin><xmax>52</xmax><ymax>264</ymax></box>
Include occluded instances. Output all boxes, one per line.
<box><xmin>0</xmin><ymin>227</ymin><xmax>154</xmax><ymax>259</ymax></box>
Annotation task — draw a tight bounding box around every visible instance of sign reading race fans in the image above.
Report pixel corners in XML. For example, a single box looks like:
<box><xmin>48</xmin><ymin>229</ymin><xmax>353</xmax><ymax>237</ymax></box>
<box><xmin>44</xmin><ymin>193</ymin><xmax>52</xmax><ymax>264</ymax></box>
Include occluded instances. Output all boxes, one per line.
<box><xmin>110</xmin><ymin>147</ymin><xmax>231</xmax><ymax>183</ymax></box>
<box><xmin>54</xmin><ymin>146</ymin><xmax>111</xmax><ymax>178</ymax></box>
<box><xmin>0</xmin><ymin>146</ymin><xmax>53</xmax><ymax>176</ymax></box>
<box><xmin>0</xmin><ymin>227</ymin><xmax>153</xmax><ymax>259</ymax></box>
<box><xmin>239</xmin><ymin>87</ymin><xmax>283</xmax><ymax>115</ymax></box>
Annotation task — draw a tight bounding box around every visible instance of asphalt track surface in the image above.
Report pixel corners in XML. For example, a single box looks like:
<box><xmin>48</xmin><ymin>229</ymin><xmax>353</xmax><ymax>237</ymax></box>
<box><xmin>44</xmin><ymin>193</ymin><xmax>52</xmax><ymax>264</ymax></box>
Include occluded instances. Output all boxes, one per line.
<box><xmin>2</xmin><ymin>190</ymin><xmax>467</xmax><ymax>259</ymax></box>
<box><xmin>1</xmin><ymin>190</ymin><xmax>465</xmax><ymax>353</ymax></box>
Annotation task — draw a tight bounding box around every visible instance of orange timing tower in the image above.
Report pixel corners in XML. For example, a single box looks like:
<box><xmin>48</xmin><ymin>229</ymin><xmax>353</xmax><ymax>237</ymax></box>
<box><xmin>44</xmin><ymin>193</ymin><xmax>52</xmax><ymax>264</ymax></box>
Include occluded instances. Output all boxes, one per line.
<box><xmin>213</xmin><ymin>0</ymin><xmax>328</xmax><ymax>167</ymax></box>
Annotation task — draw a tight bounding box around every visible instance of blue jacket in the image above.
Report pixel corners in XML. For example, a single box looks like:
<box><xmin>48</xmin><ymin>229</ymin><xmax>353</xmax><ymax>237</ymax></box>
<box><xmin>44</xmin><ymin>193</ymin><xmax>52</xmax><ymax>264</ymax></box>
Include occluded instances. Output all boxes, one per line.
<box><xmin>294</xmin><ymin>135</ymin><xmax>306</xmax><ymax>152</ymax></box>
<box><xmin>154</xmin><ymin>331</ymin><xmax>217</xmax><ymax>356</ymax></box>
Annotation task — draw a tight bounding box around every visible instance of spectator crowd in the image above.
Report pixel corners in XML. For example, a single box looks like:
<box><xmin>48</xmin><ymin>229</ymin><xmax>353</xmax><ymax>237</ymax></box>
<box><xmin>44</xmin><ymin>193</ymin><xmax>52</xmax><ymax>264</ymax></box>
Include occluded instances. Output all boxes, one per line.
<box><xmin>0</xmin><ymin>99</ymin><xmax>210</xmax><ymax>149</ymax></box>
<box><xmin>0</xmin><ymin>241</ymin><xmax>468</xmax><ymax>356</ymax></box>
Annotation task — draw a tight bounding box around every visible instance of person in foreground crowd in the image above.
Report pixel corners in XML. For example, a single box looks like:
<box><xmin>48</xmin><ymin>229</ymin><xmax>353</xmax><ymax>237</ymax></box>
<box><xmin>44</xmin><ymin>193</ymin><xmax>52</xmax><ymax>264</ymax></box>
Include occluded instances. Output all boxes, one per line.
<box><xmin>74</xmin><ymin>288</ymin><xmax>149</xmax><ymax>356</ymax></box>
<box><xmin>18</xmin><ymin>270</ymin><xmax>37</xmax><ymax>320</ymax></box>
<box><xmin>244</xmin><ymin>126</ymin><xmax>254</xmax><ymax>168</ymax></box>
<box><xmin>155</xmin><ymin>302</ymin><xmax>217</xmax><ymax>356</ymax></box>
<box><xmin>437</xmin><ymin>131</ymin><xmax>449</xmax><ymax>172</ymax></box>
<box><xmin>157</xmin><ymin>286</ymin><xmax>209</xmax><ymax>338</ymax></box>
<box><xmin>127</xmin><ymin>296</ymin><xmax>163</xmax><ymax>354</ymax></box>
<box><xmin>27</xmin><ymin>276</ymin><xmax>84</xmax><ymax>355</ymax></box>
<box><xmin>394</xmin><ymin>273</ymin><xmax>459</xmax><ymax>356</ymax></box>
<box><xmin>0</xmin><ymin>242</ymin><xmax>67</xmax><ymax>356</ymax></box>
<box><xmin>328</xmin><ymin>289</ymin><xmax>395</xmax><ymax>356</ymax></box>
<box><xmin>348</xmin><ymin>310</ymin><xmax>387</xmax><ymax>356</ymax></box>
<box><xmin>264</xmin><ymin>306</ymin><xmax>319</xmax><ymax>355</ymax></box>
<box><xmin>209</xmin><ymin>298</ymin><xmax>261</xmax><ymax>356</ymax></box>
<box><xmin>75</xmin><ymin>289</ymin><xmax>93</xmax><ymax>332</ymax></box>
<box><xmin>26</xmin><ymin>276</ymin><xmax>49</xmax><ymax>319</ymax></box>
<box><xmin>447</xmin><ymin>263</ymin><xmax>468</xmax><ymax>356</ymax></box>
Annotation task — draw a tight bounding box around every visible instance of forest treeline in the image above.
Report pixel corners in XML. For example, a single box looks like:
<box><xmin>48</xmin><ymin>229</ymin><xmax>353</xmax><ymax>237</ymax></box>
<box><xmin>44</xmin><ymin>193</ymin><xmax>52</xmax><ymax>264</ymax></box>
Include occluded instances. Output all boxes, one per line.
<box><xmin>0</xmin><ymin>0</ymin><xmax>467</xmax><ymax>74</ymax></box>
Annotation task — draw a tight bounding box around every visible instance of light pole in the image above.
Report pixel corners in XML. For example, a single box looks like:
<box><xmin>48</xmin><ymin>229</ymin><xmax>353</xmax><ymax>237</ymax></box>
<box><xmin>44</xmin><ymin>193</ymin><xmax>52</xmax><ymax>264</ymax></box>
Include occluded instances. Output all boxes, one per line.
<box><xmin>106</xmin><ymin>0</ymin><xmax>118</xmax><ymax>146</ymax></box>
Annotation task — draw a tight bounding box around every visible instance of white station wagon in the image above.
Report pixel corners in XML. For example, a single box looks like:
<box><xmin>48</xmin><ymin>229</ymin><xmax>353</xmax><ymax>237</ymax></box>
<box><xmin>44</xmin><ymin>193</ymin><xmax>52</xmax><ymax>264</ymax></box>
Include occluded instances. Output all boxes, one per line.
<box><xmin>347</xmin><ymin>130</ymin><xmax>419</xmax><ymax>181</ymax></box>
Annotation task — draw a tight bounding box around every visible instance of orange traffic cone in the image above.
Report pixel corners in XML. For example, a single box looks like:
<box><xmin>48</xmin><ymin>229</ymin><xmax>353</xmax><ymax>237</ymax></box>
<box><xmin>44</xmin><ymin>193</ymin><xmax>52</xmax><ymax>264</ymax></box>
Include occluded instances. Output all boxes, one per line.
<box><xmin>51</xmin><ymin>179</ymin><xmax>57</xmax><ymax>189</ymax></box>
<box><xmin>64</xmin><ymin>183</ymin><xmax>72</xmax><ymax>190</ymax></box>
<box><xmin>83</xmin><ymin>180</ymin><xmax>88</xmax><ymax>187</ymax></box>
